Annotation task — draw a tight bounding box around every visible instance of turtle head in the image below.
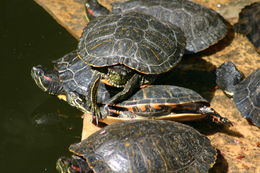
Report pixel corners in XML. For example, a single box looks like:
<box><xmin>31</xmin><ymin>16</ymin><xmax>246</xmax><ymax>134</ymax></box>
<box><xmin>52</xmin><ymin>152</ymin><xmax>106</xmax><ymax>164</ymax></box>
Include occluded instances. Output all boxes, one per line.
<box><xmin>105</xmin><ymin>65</ymin><xmax>134</xmax><ymax>88</ymax></box>
<box><xmin>216</xmin><ymin>62</ymin><xmax>244</xmax><ymax>97</ymax></box>
<box><xmin>31</xmin><ymin>65</ymin><xmax>64</xmax><ymax>95</ymax></box>
<box><xmin>56</xmin><ymin>156</ymin><xmax>91</xmax><ymax>173</ymax></box>
<box><xmin>85</xmin><ymin>0</ymin><xmax>109</xmax><ymax>20</ymax></box>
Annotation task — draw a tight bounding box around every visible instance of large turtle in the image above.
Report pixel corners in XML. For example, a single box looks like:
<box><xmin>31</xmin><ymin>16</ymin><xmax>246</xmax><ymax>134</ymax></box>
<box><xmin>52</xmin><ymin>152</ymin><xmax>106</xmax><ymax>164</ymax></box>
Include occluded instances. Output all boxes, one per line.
<box><xmin>234</xmin><ymin>2</ymin><xmax>260</xmax><ymax>54</ymax></box>
<box><xmin>100</xmin><ymin>85</ymin><xmax>232</xmax><ymax>126</ymax></box>
<box><xmin>216</xmin><ymin>61</ymin><xmax>260</xmax><ymax>127</ymax></box>
<box><xmin>31</xmin><ymin>51</ymin><xmax>111</xmax><ymax>114</ymax></box>
<box><xmin>56</xmin><ymin>120</ymin><xmax>217</xmax><ymax>173</ymax></box>
<box><xmin>85</xmin><ymin>0</ymin><xmax>228</xmax><ymax>53</ymax></box>
<box><xmin>77</xmin><ymin>11</ymin><xmax>186</xmax><ymax>121</ymax></box>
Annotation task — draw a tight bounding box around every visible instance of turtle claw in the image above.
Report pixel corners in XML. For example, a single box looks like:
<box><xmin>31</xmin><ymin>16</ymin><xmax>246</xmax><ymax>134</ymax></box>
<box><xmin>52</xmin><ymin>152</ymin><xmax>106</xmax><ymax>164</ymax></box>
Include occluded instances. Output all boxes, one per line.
<box><xmin>91</xmin><ymin>106</ymin><xmax>103</xmax><ymax>125</ymax></box>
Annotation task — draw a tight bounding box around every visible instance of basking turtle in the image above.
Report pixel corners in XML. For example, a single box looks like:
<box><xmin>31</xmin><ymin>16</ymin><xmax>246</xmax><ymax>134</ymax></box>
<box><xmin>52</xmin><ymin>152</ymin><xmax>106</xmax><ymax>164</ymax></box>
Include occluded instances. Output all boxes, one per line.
<box><xmin>85</xmin><ymin>0</ymin><xmax>228</xmax><ymax>53</ymax></box>
<box><xmin>56</xmin><ymin>120</ymin><xmax>217</xmax><ymax>173</ymax></box>
<box><xmin>216</xmin><ymin>62</ymin><xmax>260</xmax><ymax>127</ymax></box>
<box><xmin>31</xmin><ymin>51</ymin><xmax>110</xmax><ymax>113</ymax></box>
<box><xmin>234</xmin><ymin>2</ymin><xmax>260</xmax><ymax>54</ymax></box>
<box><xmin>78</xmin><ymin>11</ymin><xmax>186</xmax><ymax>121</ymax></box>
<box><xmin>100</xmin><ymin>85</ymin><xmax>232</xmax><ymax>126</ymax></box>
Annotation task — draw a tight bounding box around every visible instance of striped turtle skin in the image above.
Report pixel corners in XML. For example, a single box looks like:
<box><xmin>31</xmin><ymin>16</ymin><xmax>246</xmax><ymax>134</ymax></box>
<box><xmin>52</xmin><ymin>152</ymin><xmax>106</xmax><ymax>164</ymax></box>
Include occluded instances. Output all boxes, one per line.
<box><xmin>56</xmin><ymin>120</ymin><xmax>217</xmax><ymax>173</ymax></box>
<box><xmin>234</xmin><ymin>2</ymin><xmax>260</xmax><ymax>54</ymax></box>
<box><xmin>85</xmin><ymin>0</ymin><xmax>228</xmax><ymax>53</ymax></box>
<box><xmin>31</xmin><ymin>51</ymin><xmax>110</xmax><ymax>112</ymax></box>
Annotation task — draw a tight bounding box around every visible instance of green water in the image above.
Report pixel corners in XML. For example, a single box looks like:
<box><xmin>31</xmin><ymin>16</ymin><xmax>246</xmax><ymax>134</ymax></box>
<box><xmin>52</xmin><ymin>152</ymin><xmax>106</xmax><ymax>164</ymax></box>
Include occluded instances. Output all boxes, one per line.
<box><xmin>0</xmin><ymin>0</ymin><xmax>83</xmax><ymax>172</ymax></box>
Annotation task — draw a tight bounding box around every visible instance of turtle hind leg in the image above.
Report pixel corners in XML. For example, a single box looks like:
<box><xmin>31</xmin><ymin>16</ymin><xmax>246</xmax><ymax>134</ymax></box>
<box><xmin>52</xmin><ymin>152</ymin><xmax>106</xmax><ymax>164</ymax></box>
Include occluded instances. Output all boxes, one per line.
<box><xmin>199</xmin><ymin>106</ymin><xmax>233</xmax><ymax>127</ymax></box>
<box><xmin>85</xmin><ymin>71</ymin><xmax>103</xmax><ymax>124</ymax></box>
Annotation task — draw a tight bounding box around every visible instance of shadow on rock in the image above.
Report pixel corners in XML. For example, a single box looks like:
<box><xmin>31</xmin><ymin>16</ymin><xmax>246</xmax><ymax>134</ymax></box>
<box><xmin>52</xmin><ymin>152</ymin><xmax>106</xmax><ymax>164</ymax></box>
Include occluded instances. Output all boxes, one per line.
<box><xmin>156</xmin><ymin>57</ymin><xmax>217</xmax><ymax>101</ymax></box>
<box><xmin>183</xmin><ymin>118</ymin><xmax>243</xmax><ymax>138</ymax></box>
<box><xmin>209</xmin><ymin>149</ymin><xmax>229</xmax><ymax>173</ymax></box>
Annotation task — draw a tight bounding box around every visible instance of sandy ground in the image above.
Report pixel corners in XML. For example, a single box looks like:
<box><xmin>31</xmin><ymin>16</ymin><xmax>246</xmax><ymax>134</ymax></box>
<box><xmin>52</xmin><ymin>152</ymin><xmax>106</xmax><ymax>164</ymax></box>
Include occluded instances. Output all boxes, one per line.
<box><xmin>34</xmin><ymin>0</ymin><xmax>260</xmax><ymax>172</ymax></box>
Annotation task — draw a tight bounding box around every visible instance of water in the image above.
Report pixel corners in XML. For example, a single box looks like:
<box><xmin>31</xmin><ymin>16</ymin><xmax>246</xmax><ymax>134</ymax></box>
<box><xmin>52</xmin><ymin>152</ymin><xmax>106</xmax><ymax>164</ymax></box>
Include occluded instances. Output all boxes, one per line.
<box><xmin>0</xmin><ymin>0</ymin><xmax>83</xmax><ymax>172</ymax></box>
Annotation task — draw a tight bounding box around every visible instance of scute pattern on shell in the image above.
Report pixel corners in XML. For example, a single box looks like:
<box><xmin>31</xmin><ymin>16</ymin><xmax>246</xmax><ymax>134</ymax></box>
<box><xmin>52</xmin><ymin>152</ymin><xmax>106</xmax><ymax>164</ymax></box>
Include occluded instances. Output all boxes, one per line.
<box><xmin>78</xmin><ymin>11</ymin><xmax>186</xmax><ymax>74</ymax></box>
<box><xmin>234</xmin><ymin>2</ymin><xmax>260</xmax><ymax>54</ymax></box>
<box><xmin>234</xmin><ymin>2</ymin><xmax>260</xmax><ymax>53</ymax></box>
<box><xmin>111</xmin><ymin>0</ymin><xmax>227</xmax><ymax>53</ymax></box>
<box><xmin>70</xmin><ymin>120</ymin><xmax>217</xmax><ymax>173</ymax></box>
<box><xmin>117</xmin><ymin>85</ymin><xmax>208</xmax><ymax>106</ymax></box>
<box><xmin>233</xmin><ymin>69</ymin><xmax>260</xmax><ymax>126</ymax></box>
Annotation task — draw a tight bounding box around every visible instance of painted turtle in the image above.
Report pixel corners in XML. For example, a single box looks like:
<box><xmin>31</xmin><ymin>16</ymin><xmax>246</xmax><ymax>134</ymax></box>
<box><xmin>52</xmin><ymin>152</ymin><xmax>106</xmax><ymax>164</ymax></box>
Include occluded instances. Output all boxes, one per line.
<box><xmin>100</xmin><ymin>85</ymin><xmax>231</xmax><ymax>126</ymax></box>
<box><xmin>85</xmin><ymin>0</ymin><xmax>228</xmax><ymax>53</ymax></box>
<box><xmin>32</xmin><ymin>55</ymin><xmax>231</xmax><ymax>126</ymax></box>
<box><xmin>56</xmin><ymin>120</ymin><xmax>217</xmax><ymax>173</ymax></box>
<box><xmin>78</xmin><ymin>11</ymin><xmax>186</xmax><ymax>121</ymax></box>
<box><xmin>216</xmin><ymin>62</ymin><xmax>260</xmax><ymax>127</ymax></box>
<box><xmin>234</xmin><ymin>2</ymin><xmax>260</xmax><ymax>54</ymax></box>
<box><xmin>31</xmin><ymin>51</ymin><xmax>110</xmax><ymax>113</ymax></box>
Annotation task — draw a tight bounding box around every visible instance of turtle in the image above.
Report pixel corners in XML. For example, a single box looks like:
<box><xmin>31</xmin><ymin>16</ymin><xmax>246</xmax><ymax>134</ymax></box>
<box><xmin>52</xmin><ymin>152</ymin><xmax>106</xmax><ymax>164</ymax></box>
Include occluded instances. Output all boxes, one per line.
<box><xmin>56</xmin><ymin>120</ymin><xmax>217</xmax><ymax>173</ymax></box>
<box><xmin>31</xmin><ymin>51</ymin><xmax>111</xmax><ymax>113</ymax></box>
<box><xmin>32</xmin><ymin>56</ymin><xmax>232</xmax><ymax>126</ymax></box>
<box><xmin>85</xmin><ymin>0</ymin><xmax>228</xmax><ymax>53</ymax></box>
<box><xmin>99</xmin><ymin>85</ymin><xmax>232</xmax><ymax>126</ymax></box>
<box><xmin>77</xmin><ymin>11</ymin><xmax>186</xmax><ymax>121</ymax></box>
<box><xmin>216</xmin><ymin>61</ymin><xmax>260</xmax><ymax>127</ymax></box>
<box><xmin>233</xmin><ymin>2</ymin><xmax>260</xmax><ymax>54</ymax></box>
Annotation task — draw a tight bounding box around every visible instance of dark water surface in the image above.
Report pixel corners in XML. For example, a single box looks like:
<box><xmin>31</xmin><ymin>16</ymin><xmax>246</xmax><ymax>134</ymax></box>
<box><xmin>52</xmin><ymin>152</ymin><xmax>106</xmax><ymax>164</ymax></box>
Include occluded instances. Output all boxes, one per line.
<box><xmin>0</xmin><ymin>0</ymin><xmax>83</xmax><ymax>172</ymax></box>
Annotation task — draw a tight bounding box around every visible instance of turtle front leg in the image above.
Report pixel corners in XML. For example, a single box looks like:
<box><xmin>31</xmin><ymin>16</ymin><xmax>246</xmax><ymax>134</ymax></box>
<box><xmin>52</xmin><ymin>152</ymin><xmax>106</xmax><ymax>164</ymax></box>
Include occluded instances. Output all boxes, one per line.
<box><xmin>103</xmin><ymin>73</ymin><xmax>142</xmax><ymax>116</ymax></box>
<box><xmin>86</xmin><ymin>71</ymin><xmax>103</xmax><ymax>123</ymax></box>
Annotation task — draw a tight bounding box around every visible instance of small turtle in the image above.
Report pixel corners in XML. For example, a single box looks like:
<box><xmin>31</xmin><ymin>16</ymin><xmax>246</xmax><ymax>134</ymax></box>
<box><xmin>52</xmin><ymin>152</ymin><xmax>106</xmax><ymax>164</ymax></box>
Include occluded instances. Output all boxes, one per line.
<box><xmin>234</xmin><ymin>2</ymin><xmax>260</xmax><ymax>54</ymax></box>
<box><xmin>100</xmin><ymin>85</ymin><xmax>231</xmax><ymax>126</ymax></box>
<box><xmin>216</xmin><ymin>61</ymin><xmax>260</xmax><ymax>127</ymax></box>
<box><xmin>78</xmin><ymin>11</ymin><xmax>186</xmax><ymax>121</ymax></box>
<box><xmin>85</xmin><ymin>0</ymin><xmax>228</xmax><ymax>53</ymax></box>
<box><xmin>31</xmin><ymin>51</ymin><xmax>110</xmax><ymax>113</ymax></box>
<box><xmin>56</xmin><ymin>120</ymin><xmax>217</xmax><ymax>173</ymax></box>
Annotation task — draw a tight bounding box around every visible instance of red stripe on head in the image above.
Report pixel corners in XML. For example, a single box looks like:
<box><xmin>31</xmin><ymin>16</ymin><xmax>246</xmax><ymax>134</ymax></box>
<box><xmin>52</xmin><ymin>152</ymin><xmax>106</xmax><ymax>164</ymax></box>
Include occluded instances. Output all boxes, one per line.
<box><xmin>43</xmin><ymin>75</ymin><xmax>52</xmax><ymax>81</ymax></box>
<box><xmin>87</xmin><ymin>8</ymin><xmax>95</xmax><ymax>16</ymax></box>
<box><xmin>71</xmin><ymin>165</ymin><xmax>81</xmax><ymax>172</ymax></box>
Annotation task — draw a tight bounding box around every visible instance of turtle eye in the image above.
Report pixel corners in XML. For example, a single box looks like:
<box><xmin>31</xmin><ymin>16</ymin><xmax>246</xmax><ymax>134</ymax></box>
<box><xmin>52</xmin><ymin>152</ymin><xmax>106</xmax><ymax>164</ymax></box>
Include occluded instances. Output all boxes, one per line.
<box><xmin>121</xmin><ymin>71</ymin><xmax>127</xmax><ymax>76</ymax></box>
<box><xmin>85</xmin><ymin>3</ymin><xmax>90</xmax><ymax>8</ymax></box>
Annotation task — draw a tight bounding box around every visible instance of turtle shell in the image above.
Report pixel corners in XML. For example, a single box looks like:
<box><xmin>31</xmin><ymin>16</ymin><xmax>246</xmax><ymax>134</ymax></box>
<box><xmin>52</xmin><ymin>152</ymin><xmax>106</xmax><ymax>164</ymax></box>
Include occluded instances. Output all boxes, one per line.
<box><xmin>53</xmin><ymin>51</ymin><xmax>110</xmax><ymax>104</ymax></box>
<box><xmin>78</xmin><ymin>11</ymin><xmax>186</xmax><ymax>74</ymax></box>
<box><xmin>234</xmin><ymin>2</ymin><xmax>260</xmax><ymax>54</ymax></box>
<box><xmin>110</xmin><ymin>0</ymin><xmax>227</xmax><ymax>53</ymax></box>
<box><xmin>233</xmin><ymin>69</ymin><xmax>260</xmax><ymax>127</ymax></box>
<box><xmin>69</xmin><ymin>120</ymin><xmax>217</xmax><ymax>173</ymax></box>
<box><xmin>104</xmin><ymin>85</ymin><xmax>211</xmax><ymax>122</ymax></box>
